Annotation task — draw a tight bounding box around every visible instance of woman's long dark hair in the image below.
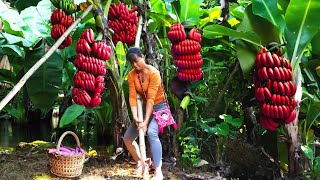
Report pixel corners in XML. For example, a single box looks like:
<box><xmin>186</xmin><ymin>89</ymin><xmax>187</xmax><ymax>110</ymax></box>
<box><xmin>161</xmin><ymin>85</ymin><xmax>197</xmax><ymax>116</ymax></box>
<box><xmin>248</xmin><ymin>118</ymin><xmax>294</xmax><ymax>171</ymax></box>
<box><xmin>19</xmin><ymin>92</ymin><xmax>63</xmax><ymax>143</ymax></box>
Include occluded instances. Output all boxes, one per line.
<box><xmin>126</xmin><ymin>47</ymin><xmax>144</xmax><ymax>62</ymax></box>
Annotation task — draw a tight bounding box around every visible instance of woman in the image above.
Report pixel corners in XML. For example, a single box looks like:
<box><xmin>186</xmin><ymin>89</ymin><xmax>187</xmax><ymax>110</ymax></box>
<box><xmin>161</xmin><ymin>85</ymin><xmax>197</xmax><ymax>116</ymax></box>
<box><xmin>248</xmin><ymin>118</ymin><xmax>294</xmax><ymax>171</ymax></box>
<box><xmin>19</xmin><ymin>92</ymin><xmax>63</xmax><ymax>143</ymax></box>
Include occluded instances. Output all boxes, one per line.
<box><xmin>123</xmin><ymin>47</ymin><xmax>165</xmax><ymax>180</ymax></box>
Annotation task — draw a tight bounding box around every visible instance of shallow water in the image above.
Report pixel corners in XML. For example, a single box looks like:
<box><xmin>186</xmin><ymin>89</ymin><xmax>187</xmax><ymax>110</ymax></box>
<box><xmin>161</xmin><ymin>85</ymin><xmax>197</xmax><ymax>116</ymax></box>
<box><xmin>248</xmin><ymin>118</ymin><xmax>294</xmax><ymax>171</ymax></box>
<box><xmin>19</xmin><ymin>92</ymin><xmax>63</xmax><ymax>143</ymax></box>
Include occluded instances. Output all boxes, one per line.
<box><xmin>0</xmin><ymin>118</ymin><xmax>113</xmax><ymax>150</ymax></box>
<box><xmin>0</xmin><ymin>119</ymin><xmax>51</xmax><ymax>148</ymax></box>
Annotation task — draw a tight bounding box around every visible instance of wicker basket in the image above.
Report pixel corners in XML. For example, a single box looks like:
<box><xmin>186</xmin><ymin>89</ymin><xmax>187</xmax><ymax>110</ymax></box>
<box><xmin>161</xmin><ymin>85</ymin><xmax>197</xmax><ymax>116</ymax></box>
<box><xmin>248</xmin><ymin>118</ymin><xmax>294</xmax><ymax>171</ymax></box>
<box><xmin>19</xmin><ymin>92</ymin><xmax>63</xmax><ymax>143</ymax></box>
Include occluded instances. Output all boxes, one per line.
<box><xmin>48</xmin><ymin>131</ymin><xmax>85</xmax><ymax>178</ymax></box>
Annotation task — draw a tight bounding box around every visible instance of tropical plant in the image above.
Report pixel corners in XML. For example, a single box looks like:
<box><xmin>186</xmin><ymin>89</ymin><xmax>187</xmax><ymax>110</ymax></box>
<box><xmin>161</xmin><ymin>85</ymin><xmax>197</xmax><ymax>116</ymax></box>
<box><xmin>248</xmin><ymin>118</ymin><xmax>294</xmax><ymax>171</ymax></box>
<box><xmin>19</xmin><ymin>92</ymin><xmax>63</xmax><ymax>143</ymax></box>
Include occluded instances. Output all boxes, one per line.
<box><xmin>1</xmin><ymin>0</ymin><xmax>320</xmax><ymax>178</ymax></box>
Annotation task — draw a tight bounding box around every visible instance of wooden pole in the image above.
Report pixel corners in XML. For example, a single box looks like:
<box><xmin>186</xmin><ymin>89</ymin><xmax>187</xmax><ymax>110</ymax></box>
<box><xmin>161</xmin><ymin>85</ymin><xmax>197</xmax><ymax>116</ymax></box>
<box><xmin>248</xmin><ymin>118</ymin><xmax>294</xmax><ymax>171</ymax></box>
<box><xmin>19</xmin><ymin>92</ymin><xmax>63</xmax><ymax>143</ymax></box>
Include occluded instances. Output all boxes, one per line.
<box><xmin>137</xmin><ymin>94</ymin><xmax>149</xmax><ymax>179</ymax></box>
<box><xmin>0</xmin><ymin>5</ymin><xmax>93</xmax><ymax>111</ymax></box>
<box><xmin>135</xmin><ymin>15</ymin><xmax>149</xmax><ymax>179</ymax></box>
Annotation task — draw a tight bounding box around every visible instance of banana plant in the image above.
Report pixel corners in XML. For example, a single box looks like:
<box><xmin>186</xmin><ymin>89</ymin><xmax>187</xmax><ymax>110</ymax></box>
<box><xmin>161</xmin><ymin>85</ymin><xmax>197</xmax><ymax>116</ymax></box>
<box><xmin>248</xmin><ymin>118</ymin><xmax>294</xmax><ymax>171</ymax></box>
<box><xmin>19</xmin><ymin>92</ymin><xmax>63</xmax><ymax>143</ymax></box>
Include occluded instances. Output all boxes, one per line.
<box><xmin>0</xmin><ymin>0</ymin><xmax>60</xmax><ymax>111</ymax></box>
<box><xmin>202</xmin><ymin>0</ymin><xmax>320</xmax><ymax>176</ymax></box>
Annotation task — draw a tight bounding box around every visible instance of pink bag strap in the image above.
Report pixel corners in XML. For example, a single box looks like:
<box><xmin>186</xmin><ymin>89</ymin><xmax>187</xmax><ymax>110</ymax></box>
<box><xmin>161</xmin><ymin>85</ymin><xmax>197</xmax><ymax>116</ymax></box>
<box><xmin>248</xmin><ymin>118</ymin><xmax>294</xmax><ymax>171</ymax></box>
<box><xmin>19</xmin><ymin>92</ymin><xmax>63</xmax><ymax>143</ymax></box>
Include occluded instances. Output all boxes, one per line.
<box><xmin>137</xmin><ymin>73</ymin><xmax>170</xmax><ymax>109</ymax></box>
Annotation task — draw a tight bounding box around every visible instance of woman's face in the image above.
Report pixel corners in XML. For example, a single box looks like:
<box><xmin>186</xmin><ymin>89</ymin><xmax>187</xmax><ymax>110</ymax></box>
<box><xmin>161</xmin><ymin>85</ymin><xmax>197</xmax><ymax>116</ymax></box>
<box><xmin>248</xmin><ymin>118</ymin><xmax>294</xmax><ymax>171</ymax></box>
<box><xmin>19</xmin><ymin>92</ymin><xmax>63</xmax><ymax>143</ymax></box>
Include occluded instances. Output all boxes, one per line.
<box><xmin>130</xmin><ymin>55</ymin><xmax>145</xmax><ymax>72</ymax></box>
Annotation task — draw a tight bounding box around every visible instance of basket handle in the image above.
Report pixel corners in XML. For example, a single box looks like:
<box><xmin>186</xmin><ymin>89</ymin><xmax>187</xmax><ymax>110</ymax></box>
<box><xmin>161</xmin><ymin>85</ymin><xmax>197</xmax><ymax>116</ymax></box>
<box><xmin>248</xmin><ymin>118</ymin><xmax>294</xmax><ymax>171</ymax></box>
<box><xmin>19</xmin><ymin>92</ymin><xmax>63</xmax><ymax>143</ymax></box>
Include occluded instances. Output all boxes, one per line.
<box><xmin>56</xmin><ymin>131</ymin><xmax>81</xmax><ymax>154</ymax></box>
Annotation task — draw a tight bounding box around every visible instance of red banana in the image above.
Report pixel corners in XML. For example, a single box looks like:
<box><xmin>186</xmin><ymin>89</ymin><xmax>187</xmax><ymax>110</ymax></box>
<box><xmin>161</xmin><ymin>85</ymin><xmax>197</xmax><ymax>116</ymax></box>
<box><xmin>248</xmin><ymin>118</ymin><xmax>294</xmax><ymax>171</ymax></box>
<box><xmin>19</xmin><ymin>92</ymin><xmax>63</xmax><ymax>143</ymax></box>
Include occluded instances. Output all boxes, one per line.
<box><xmin>284</xmin><ymin>111</ymin><xmax>296</xmax><ymax>124</ymax></box>
<box><xmin>266</xmin><ymin>52</ymin><xmax>274</xmax><ymax>67</ymax></box>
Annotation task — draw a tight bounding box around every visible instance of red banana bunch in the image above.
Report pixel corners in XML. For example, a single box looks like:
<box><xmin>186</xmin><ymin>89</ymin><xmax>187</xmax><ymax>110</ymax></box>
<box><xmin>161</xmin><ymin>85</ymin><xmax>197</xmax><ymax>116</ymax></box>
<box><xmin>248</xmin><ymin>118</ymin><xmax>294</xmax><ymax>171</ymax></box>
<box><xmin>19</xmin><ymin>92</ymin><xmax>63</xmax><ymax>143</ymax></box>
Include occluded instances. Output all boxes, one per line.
<box><xmin>74</xmin><ymin>55</ymin><xmax>107</xmax><ymax>76</ymax></box>
<box><xmin>167</xmin><ymin>23</ymin><xmax>186</xmax><ymax>42</ymax></box>
<box><xmin>76</xmin><ymin>39</ymin><xmax>92</xmax><ymax>55</ymax></box>
<box><xmin>74</xmin><ymin>71</ymin><xmax>96</xmax><ymax>92</ymax></box>
<box><xmin>80</xmin><ymin>29</ymin><xmax>94</xmax><ymax>44</ymax></box>
<box><xmin>171</xmin><ymin>40</ymin><xmax>202</xmax><ymax>55</ymax></box>
<box><xmin>72</xmin><ymin>29</ymin><xmax>111</xmax><ymax>109</ymax></box>
<box><xmin>50</xmin><ymin>9</ymin><xmax>66</xmax><ymax>24</ymax></box>
<box><xmin>168</xmin><ymin>23</ymin><xmax>203</xmax><ymax>82</ymax></box>
<box><xmin>108</xmin><ymin>2</ymin><xmax>138</xmax><ymax>46</ymax></box>
<box><xmin>72</xmin><ymin>88</ymin><xmax>92</xmax><ymax>107</ymax></box>
<box><xmin>92</xmin><ymin>42</ymin><xmax>111</xmax><ymax>60</ymax></box>
<box><xmin>188</xmin><ymin>28</ymin><xmax>202</xmax><ymax>43</ymax></box>
<box><xmin>50</xmin><ymin>9</ymin><xmax>74</xmax><ymax>49</ymax></box>
<box><xmin>254</xmin><ymin>47</ymin><xmax>297</xmax><ymax>131</ymax></box>
<box><xmin>51</xmin><ymin>24</ymin><xmax>66</xmax><ymax>40</ymax></box>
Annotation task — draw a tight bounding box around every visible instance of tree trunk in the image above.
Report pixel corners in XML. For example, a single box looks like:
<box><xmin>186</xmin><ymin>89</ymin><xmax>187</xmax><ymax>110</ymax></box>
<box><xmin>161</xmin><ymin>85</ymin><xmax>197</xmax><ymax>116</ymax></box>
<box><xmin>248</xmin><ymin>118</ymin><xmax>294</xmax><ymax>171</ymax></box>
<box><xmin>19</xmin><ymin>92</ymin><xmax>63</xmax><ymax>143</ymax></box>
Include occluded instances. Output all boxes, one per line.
<box><xmin>243</xmin><ymin>104</ymin><xmax>258</xmax><ymax>145</ymax></box>
<box><xmin>285</xmin><ymin>121</ymin><xmax>301</xmax><ymax>176</ymax></box>
<box><xmin>172</xmin><ymin>106</ymin><xmax>185</xmax><ymax>157</ymax></box>
<box><xmin>142</xmin><ymin>30</ymin><xmax>160</xmax><ymax>69</ymax></box>
<box><xmin>285</xmin><ymin>68</ymin><xmax>303</xmax><ymax>177</ymax></box>
<box><xmin>106</xmin><ymin>68</ymin><xmax>131</xmax><ymax>148</ymax></box>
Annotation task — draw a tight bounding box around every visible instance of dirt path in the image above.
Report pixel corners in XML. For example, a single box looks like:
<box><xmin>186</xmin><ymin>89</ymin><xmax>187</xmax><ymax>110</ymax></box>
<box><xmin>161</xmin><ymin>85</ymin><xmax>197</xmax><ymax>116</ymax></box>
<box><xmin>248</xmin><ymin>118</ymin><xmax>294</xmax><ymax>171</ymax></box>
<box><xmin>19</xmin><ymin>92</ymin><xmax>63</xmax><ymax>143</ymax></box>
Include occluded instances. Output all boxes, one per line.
<box><xmin>0</xmin><ymin>145</ymin><xmax>220</xmax><ymax>180</ymax></box>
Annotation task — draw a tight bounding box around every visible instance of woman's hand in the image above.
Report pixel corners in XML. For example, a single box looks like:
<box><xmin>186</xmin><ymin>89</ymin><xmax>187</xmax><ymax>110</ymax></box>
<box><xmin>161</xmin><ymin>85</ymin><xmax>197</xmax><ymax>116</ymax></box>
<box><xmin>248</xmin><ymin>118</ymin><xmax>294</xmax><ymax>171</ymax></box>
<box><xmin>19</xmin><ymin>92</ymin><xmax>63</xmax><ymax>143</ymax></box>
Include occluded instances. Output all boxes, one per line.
<box><xmin>138</xmin><ymin>120</ymin><xmax>148</xmax><ymax>133</ymax></box>
<box><xmin>133</xmin><ymin>116</ymin><xmax>142</xmax><ymax>127</ymax></box>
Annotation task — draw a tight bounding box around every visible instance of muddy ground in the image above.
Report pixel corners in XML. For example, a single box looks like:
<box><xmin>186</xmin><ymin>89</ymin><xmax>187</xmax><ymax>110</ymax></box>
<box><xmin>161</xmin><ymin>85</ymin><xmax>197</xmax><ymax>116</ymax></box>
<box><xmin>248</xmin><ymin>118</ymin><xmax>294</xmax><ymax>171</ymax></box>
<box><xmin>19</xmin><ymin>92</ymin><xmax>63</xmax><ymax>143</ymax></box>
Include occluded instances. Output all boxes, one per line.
<box><xmin>0</xmin><ymin>143</ymin><xmax>221</xmax><ymax>180</ymax></box>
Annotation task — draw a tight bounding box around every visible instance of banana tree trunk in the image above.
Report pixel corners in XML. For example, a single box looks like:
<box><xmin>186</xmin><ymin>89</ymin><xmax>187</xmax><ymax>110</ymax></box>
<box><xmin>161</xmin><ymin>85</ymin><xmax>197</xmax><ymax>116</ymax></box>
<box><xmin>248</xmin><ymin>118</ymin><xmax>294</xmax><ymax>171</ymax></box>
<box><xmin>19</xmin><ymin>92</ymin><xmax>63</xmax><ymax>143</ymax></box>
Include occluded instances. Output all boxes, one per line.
<box><xmin>173</xmin><ymin>106</ymin><xmax>185</xmax><ymax>157</ymax></box>
<box><xmin>285</xmin><ymin>68</ymin><xmax>303</xmax><ymax>176</ymax></box>
<box><xmin>105</xmin><ymin>70</ymin><xmax>131</xmax><ymax>147</ymax></box>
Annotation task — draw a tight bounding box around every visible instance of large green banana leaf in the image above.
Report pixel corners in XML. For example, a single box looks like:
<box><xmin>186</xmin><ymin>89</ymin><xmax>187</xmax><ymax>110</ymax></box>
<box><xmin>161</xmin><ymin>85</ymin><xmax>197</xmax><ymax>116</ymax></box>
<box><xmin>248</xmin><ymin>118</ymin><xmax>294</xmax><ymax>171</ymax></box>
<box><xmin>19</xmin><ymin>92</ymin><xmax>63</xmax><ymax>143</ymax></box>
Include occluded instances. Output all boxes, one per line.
<box><xmin>24</xmin><ymin>40</ymin><xmax>63</xmax><ymax>109</ymax></box>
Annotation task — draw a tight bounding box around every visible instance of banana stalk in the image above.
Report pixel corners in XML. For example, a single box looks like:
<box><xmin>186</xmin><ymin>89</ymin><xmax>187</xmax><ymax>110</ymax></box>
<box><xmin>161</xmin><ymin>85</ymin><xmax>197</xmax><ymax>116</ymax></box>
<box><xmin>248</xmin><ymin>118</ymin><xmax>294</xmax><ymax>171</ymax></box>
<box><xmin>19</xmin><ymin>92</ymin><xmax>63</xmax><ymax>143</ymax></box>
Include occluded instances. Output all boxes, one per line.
<box><xmin>0</xmin><ymin>5</ymin><xmax>93</xmax><ymax>111</ymax></box>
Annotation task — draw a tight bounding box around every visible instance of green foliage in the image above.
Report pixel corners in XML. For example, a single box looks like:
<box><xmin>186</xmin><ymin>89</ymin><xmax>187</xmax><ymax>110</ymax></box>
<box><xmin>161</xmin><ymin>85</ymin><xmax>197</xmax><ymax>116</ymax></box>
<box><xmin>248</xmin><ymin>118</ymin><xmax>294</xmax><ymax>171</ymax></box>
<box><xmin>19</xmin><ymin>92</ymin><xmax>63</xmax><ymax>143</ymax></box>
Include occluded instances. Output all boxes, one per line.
<box><xmin>305</xmin><ymin>102</ymin><xmax>320</xmax><ymax>131</ymax></box>
<box><xmin>24</xmin><ymin>40</ymin><xmax>63</xmax><ymax>109</ymax></box>
<box><xmin>14</xmin><ymin>0</ymin><xmax>42</xmax><ymax>12</ymax></box>
<box><xmin>0</xmin><ymin>45</ymin><xmax>25</xmax><ymax>58</ymax></box>
<box><xmin>314</xmin><ymin>156</ymin><xmax>320</xmax><ymax>176</ymax></box>
<box><xmin>203</xmin><ymin>24</ymin><xmax>261</xmax><ymax>46</ymax></box>
<box><xmin>236</xmin><ymin>40</ymin><xmax>256</xmax><ymax>78</ymax></box>
<box><xmin>0</xmin><ymin>67</ymin><xmax>16</xmax><ymax>83</ymax></box>
<box><xmin>179</xmin><ymin>136</ymin><xmax>201</xmax><ymax>166</ymax></box>
<box><xmin>301</xmin><ymin>145</ymin><xmax>313</xmax><ymax>160</ymax></box>
<box><xmin>198</xmin><ymin>7</ymin><xmax>220</xmax><ymax>28</ymax></box>
<box><xmin>0</xmin><ymin>0</ymin><xmax>55</xmax><ymax>114</ymax></box>
<box><xmin>238</xmin><ymin>5</ymin><xmax>280</xmax><ymax>46</ymax></box>
<box><xmin>220</xmin><ymin>114</ymin><xmax>242</xmax><ymax>128</ymax></box>
<box><xmin>230</xmin><ymin>4</ymin><xmax>245</xmax><ymax>21</ymax></box>
<box><xmin>19</xmin><ymin>0</ymin><xmax>52</xmax><ymax>36</ymax></box>
<box><xmin>90</xmin><ymin>101</ymin><xmax>113</xmax><ymax>134</ymax></box>
<box><xmin>298</xmin><ymin>58</ymin><xmax>320</xmax><ymax>147</ymax></box>
<box><xmin>178</xmin><ymin>111</ymin><xmax>243</xmax><ymax>168</ymax></box>
<box><xmin>203</xmin><ymin>114</ymin><xmax>243</xmax><ymax>137</ymax></box>
<box><xmin>284</xmin><ymin>0</ymin><xmax>320</xmax><ymax>68</ymax></box>
<box><xmin>0</xmin><ymin>146</ymin><xmax>15</xmax><ymax>153</ymax></box>
<box><xmin>235</xmin><ymin>4</ymin><xmax>281</xmax><ymax>77</ymax></box>
<box><xmin>59</xmin><ymin>104</ymin><xmax>85</xmax><ymax>128</ymax></box>
<box><xmin>1</xmin><ymin>100</ymin><xmax>26</xmax><ymax>122</ymax></box>
<box><xmin>311</xmin><ymin>32</ymin><xmax>320</xmax><ymax>56</ymax></box>
<box><xmin>148</xmin><ymin>0</ymin><xmax>175</xmax><ymax>32</ymax></box>
<box><xmin>62</xmin><ymin>61</ymin><xmax>77</xmax><ymax>90</ymax></box>
<box><xmin>179</xmin><ymin>0</ymin><xmax>203</xmax><ymax>24</ymax></box>
<box><xmin>277</xmin><ymin>0</ymin><xmax>289</xmax><ymax>16</ymax></box>
<box><xmin>301</xmin><ymin>145</ymin><xmax>320</xmax><ymax>178</ymax></box>
<box><xmin>116</xmin><ymin>41</ymin><xmax>127</xmax><ymax>83</ymax></box>
<box><xmin>0</xmin><ymin>0</ymin><xmax>52</xmax><ymax>48</ymax></box>
<box><xmin>252</xmin><ymin>0</ymin><xmax>285</xmax><ymax>33</ymax></box>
